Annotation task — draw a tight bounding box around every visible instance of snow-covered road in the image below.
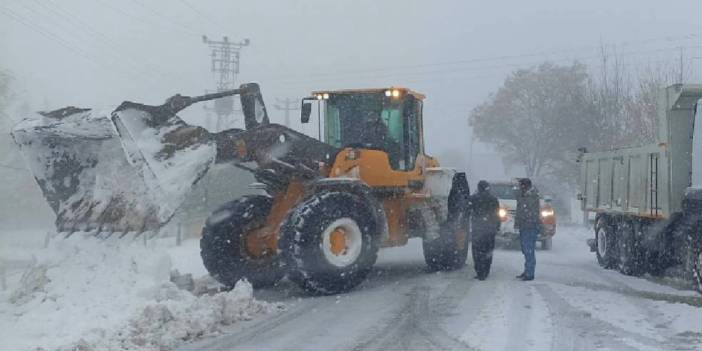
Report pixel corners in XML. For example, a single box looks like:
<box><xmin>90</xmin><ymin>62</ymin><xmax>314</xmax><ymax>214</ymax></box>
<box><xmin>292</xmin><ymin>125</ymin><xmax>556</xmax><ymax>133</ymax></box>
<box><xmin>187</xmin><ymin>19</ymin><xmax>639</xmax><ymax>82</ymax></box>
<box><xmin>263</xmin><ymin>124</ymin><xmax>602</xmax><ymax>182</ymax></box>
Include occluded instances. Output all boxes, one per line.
<box><xmin>179</xmin><ymin>226</ymin><xmax>702</xmax><ymax>351</ymax></box>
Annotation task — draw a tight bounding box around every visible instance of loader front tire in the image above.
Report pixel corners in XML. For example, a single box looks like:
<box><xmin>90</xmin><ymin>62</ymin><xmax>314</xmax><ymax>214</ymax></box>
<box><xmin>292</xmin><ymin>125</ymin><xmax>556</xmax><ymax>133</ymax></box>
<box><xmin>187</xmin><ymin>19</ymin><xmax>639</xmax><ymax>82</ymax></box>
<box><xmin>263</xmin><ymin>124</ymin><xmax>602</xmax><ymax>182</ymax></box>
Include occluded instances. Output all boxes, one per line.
<box><xmin>200</xmin><ymin>195</ymin><xmax>284</xmax><ymax>289</ymax></box>
<box><xmin>279</xmin><ymin>191</ymin><xmax>380</xmax><ymax>295</ymax></box>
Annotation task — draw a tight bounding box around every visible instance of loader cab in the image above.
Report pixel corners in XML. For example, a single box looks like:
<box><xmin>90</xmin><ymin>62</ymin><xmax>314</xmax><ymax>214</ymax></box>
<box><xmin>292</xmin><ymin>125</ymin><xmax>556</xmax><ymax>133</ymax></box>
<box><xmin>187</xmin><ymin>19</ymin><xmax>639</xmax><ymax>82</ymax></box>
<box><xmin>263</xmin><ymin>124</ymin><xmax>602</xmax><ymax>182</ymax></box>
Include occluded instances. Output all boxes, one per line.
<box><xmin>302</xmin><ymin>88</ymin><xmax>425</xmax><ymax>171</ymax></box>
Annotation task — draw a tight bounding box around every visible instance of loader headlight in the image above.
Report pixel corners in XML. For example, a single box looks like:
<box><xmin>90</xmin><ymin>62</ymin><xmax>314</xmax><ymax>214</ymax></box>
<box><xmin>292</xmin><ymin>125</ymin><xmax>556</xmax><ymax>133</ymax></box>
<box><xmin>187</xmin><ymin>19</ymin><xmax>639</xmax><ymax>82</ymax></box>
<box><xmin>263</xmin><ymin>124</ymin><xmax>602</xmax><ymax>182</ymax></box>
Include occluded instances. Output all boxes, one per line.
<box><xmin>385</xmin><ymin>89</ymin><xmax>401</xmax><ymax>98</ymax></box>
<box><xmin>315</xmin><ymin>93</ymin><xmax>330</xmax><ymax>100</ymax></box>
<box><xmin>541</xmin><ymin>209</ymin><xmax>554</xmax><ymax>217</ymax></box>
<box><xmin>498</xmin><ymin>208</ymin><xmax>508</xmax><ymax>221</ymax></box>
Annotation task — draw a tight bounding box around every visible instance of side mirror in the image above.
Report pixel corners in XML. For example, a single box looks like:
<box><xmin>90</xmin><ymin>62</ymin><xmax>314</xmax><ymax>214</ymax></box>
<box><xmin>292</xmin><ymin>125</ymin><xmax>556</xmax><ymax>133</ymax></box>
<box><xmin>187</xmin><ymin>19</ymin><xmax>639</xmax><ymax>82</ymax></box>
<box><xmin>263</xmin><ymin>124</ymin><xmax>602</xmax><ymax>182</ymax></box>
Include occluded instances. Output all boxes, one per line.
<box><xmin>301</xmin><ymin>102</ymin><xmax>312</xmax><ymax>123</ymax></box>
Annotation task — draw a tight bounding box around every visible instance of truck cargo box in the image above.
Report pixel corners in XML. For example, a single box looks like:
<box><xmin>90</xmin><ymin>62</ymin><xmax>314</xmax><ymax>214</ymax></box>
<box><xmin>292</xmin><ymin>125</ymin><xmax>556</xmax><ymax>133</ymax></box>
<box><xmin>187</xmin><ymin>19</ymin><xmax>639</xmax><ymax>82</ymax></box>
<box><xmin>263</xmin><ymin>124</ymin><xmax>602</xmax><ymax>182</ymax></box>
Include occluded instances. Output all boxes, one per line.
<box><xmin>579</xmin><ymin>84</ymin><xmax>702</xmax><ymax>220</ymax></box>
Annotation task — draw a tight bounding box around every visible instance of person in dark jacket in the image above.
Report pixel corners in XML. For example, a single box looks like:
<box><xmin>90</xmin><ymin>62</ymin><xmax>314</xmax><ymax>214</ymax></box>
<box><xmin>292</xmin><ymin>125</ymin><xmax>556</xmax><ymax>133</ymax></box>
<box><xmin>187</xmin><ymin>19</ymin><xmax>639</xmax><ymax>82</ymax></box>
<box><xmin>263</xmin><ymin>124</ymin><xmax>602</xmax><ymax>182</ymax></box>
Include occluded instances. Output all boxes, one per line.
<box><xmin>515</xmin><ymin>178</ymin><xmax>540</xmax><ymax>281</ymax></box>
<box><xmin>468</xmin><ymin>180</ymin><xmax>500</xmax><ymax>280</ymax></box>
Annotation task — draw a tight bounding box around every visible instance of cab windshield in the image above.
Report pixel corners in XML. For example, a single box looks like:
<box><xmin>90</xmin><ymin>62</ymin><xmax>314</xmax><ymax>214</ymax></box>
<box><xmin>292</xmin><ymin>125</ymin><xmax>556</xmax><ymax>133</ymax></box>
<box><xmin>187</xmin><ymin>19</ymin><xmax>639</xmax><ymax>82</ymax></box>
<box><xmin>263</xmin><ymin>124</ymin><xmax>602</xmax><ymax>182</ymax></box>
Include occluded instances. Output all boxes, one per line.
<box><xmin>324</xmin><ymin>92</ymin><xmax>403</xmax><ymax>150</ymax></box>
<box><xmin>324</xmin><ymin>92</ymin><xmax>412</xmax><ymax>169</ymax></box>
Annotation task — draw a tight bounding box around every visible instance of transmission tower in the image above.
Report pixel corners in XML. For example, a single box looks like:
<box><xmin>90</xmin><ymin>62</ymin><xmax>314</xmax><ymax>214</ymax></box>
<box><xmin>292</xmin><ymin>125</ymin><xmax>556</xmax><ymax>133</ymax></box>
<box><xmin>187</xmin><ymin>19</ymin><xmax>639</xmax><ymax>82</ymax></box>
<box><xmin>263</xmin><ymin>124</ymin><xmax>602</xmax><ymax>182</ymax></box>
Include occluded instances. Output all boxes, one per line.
<box><xmin>202</xmin><ymin>35</ymin><xmax>250</xmax><ymax>129</ymax></box>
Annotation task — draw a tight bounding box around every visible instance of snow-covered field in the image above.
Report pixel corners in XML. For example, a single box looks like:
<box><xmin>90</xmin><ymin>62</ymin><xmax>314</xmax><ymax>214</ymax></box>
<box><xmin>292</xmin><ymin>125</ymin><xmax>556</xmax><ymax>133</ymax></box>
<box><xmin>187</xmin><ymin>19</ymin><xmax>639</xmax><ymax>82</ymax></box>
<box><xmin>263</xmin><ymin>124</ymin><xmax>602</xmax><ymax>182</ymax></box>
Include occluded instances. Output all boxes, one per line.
<box><xmin>0</xmin><ymin>231</ymin><xmax>283</xmax><ymax>351</ymax></box>
<box><xmin>1</xmin><ymin>226</ymin><xmax>701</xmax><ymax>351</ymax></box>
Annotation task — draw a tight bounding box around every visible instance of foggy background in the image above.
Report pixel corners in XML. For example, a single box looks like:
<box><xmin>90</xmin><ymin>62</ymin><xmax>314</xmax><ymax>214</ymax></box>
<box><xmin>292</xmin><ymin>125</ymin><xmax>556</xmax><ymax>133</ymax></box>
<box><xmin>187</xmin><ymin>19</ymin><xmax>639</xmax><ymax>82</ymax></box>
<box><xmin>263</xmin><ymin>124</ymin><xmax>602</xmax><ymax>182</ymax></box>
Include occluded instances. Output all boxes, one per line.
<box><xmin>1</xmin><ymin>0</ymin><xmax>701</xmax><ymax>228</ymax></box>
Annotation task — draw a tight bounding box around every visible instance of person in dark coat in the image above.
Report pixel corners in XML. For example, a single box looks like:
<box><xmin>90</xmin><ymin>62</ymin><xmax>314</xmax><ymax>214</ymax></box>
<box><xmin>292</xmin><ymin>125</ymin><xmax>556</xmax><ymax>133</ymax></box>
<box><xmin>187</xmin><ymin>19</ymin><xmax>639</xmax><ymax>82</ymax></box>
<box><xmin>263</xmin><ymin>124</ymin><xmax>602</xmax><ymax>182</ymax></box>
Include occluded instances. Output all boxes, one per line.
<box><xmin>515</xmin><ymin>178</ymin><xmax>541</xmax><ymax>281</ymax></box>
<box><xmin>468</xmin><ymin>180</ymin><xmax>500</xmax><ymax>280</ymax></box>
<box><xmin>362</xmin><ymin>111</ymin><xmax>401</xmax><ymax>168</ymax></box>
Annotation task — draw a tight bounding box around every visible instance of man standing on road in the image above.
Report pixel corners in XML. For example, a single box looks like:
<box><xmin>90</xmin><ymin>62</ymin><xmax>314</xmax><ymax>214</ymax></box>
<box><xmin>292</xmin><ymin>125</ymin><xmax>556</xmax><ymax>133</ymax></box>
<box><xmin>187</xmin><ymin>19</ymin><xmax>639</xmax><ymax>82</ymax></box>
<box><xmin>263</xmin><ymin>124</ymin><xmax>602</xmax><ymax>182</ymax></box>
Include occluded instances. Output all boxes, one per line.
<box><xmin>468</xmin><ymin>180</ymin><xmax>500</xmax><ymax>280</ymax></box>
<box><xmin>515</xmin><ymin>178</ymin><xmax>540</xmax><ymax>281</ymax></box>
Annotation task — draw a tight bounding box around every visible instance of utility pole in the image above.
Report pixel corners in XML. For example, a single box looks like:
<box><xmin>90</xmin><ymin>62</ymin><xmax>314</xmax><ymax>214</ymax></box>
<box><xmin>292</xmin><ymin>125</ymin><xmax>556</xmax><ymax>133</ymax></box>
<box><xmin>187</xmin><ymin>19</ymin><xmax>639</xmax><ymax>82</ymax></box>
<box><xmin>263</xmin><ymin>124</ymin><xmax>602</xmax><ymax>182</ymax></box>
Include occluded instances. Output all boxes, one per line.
<box><xmin>199</xmin><ymin>35</ymin><xmax>249</xmax><ymax>214</ymax></box>
<box><xmin>679</xmin><ymin>46</ymin><xmax>685</xmax><ymax>84</ymax></box>
<box><xmin>202</xmin><ymin>35</ymin><xmax>250</xmax><ymax>130</ymax></box>
<box><xmin>273</xmin><ymin>98</ymin><xmax>299</xmax><ymax>127</ymax></box>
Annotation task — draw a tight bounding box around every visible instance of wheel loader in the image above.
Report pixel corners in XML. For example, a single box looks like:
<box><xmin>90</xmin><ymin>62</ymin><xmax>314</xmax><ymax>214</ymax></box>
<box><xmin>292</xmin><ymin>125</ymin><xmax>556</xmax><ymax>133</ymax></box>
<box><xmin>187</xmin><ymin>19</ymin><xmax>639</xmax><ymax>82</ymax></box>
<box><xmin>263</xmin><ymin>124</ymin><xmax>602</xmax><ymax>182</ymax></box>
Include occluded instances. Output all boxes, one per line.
<box><xmin>12</xmin><ymin>83</ymin><xmax>470</xmax><ymax>295</ymax></box>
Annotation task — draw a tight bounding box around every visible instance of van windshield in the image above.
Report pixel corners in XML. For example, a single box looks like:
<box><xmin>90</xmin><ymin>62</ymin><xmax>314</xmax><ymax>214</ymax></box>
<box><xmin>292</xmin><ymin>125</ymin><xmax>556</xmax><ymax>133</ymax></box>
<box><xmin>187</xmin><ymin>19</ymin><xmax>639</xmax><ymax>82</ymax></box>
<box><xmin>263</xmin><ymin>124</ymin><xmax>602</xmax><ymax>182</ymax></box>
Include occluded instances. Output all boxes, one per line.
<box><xmin>490</xmin><ymin>183</ymin><xmax>518</xmax><ymax>200</ymax></box>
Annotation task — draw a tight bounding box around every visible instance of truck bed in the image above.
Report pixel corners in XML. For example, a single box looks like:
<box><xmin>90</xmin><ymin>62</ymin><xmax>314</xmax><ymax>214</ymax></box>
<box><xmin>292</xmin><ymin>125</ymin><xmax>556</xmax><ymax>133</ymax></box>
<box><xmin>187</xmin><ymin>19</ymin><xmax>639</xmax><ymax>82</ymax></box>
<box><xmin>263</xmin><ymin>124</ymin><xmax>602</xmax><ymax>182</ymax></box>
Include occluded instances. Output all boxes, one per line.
<box><xmin>580</xmin><ymin>143</ymin><xmax>668</xmax><ymax>219</ymax></box>
<box><xmin>579</xmin><ymin>84</ymin><xmax>702</xmax><ymax>221</ymax></box>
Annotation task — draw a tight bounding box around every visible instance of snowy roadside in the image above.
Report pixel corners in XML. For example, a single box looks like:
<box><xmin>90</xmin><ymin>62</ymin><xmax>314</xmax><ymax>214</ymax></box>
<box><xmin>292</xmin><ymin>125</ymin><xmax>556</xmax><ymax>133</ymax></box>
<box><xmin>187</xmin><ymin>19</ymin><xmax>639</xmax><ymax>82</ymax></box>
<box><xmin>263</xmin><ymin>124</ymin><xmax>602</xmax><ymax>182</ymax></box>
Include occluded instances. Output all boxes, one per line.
<box><xmin>0</xmin><ymin>230</ymin><xmax>284</xmax><ymax>351</ymax></box>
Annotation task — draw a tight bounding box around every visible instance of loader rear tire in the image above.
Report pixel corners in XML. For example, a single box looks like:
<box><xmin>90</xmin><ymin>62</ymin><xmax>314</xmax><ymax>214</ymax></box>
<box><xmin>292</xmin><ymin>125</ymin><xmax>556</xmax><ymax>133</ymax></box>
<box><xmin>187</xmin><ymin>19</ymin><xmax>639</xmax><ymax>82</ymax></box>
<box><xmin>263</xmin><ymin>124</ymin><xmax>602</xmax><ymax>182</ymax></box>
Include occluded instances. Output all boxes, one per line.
<box><xmin>279</xmin><ymin>191</ymin><xmax>380</xmax><ymax>295</ymax></box>
<box><xmin>423</xmin><ymin>213</ymin><xmax>470</xmax><ymax>271</ymax></box>
<box><xmin>200</xmin><ymin>196</ymin><xmax>284</xmax><ymax>289</ymax></box>
<box><xmin>541</xmin><ymin>238</ymin><xmax>553</xmax><ymax>250</ymax></box>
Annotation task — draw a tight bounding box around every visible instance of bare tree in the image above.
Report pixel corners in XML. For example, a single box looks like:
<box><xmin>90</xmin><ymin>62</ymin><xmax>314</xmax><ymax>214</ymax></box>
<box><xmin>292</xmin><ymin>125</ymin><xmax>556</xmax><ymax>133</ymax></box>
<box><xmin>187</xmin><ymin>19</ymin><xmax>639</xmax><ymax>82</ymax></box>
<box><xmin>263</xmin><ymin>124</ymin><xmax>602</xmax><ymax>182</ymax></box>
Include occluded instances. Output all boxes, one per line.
<box><xmin>587</xmin><ymin>44</ymin><xmax>634</xmax><ymax>150</ymax></box>
<box><xmin>588</xmin><ymin>46</ymin><xmax>692</xmax><ymax>148</ymax></box>
<box><xmin>469</xmin><ymin>62</ymin><xmax>595</xmax><ymax>181</ymax></box>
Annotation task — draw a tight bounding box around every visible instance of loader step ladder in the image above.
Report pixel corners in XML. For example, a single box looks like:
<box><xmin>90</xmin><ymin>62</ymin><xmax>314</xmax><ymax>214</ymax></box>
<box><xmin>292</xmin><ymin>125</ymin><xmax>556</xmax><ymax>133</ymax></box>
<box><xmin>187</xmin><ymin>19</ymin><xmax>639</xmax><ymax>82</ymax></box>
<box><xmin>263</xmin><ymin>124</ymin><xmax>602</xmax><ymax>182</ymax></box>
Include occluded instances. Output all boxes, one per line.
<box><xmin>650</xmin><ymin>153</ymin><xmax>659</xmax><ymax>217</ymax></box>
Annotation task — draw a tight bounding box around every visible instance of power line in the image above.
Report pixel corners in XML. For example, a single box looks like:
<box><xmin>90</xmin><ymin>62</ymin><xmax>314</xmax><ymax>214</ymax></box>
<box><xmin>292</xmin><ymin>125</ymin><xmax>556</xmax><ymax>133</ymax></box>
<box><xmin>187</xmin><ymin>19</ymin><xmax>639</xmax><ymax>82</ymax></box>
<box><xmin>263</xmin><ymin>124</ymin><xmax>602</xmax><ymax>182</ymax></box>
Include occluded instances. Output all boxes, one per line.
<box><xmin>271</xmin><ymin>33</ymin><xmax>702</xmax><ymax>82</ymax></box>
<box><xmin>273</xmin><ymin>97</ymin><xmax>300</xmax><ymax>127</ymax></box>
<box><xmin>0</xmin><ymin>163</ymin><xmax>27</xmax><ymax>172</ymax></box>
<box><xmin>43</xmin><ymin>0</ymin><xmax>172</xmax><ymax>76</ymax></box>
<box><xmin>0</xmin><ymin>4</ymin><xmax>128</xmax><ymax>78</ymax></box>
<box><xmin>177</xmin><ymin>0</ymin><xmax>229</xmax><ymax>33</ymax></box>
<box><xmin>91</xmin><ymin>0</ymin><xmax>197</xmax><ymax>38</ymax></box>
<box><xmin>271</xmin><ymin>44</ymin><xmax>702</xmax><ymax>89</ymax></box>
<box><xmin>128</xmin><ymin>0</ymin><xmax>202</xmax><ymax>36</ymax></box>
<box><xmin>26</xmin><ymin>0</ymin><xmax>171</xmax><ymax>86</ymax></box>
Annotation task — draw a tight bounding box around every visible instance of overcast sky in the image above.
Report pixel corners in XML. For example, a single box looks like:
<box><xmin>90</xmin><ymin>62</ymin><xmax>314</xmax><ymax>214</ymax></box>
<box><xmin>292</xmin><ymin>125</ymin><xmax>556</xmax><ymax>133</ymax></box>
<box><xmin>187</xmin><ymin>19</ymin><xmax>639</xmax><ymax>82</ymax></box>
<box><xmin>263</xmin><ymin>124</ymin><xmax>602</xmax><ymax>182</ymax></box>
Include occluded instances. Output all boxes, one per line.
<box><xmin>2</xmin><ymin>0</ymin><xmax>701</xmax><ymax>166</ymax></box>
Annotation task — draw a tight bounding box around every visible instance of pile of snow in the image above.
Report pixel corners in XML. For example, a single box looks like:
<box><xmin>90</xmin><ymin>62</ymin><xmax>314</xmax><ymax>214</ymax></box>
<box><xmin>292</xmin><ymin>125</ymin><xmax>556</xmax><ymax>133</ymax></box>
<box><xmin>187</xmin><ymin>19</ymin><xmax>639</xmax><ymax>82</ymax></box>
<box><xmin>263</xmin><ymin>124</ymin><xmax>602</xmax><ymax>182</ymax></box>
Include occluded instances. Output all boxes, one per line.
<box><xmin>0</xmin><ymin>234</ymin><xmax>283</xmax><ymax>351</ymax></box>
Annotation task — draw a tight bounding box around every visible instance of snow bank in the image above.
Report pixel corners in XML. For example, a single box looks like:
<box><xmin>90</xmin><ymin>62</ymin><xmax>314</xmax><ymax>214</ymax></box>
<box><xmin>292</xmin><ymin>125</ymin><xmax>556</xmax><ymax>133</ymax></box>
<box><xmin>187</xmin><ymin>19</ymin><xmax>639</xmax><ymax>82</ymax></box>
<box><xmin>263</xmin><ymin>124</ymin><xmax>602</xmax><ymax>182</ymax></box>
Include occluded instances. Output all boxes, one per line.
<box><xmin>0</xmin><ymin>235</ymin><xmax>283</xmax><ymax>351</ymax></box>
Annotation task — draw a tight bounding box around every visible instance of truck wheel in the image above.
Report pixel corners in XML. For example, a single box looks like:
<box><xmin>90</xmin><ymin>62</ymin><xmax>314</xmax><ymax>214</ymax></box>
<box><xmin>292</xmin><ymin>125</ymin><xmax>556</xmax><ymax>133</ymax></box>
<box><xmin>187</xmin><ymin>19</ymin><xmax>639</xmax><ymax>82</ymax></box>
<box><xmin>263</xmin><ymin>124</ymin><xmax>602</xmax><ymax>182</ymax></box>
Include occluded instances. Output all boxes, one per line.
<box><xmin>423</xmin><ymin>213</ymin><xmax>470</xmax><ymax>271</ymax></box>
<box><xmin>200</xmin><ymin>196</ymin><xmax>284</xmax><ymax>289</ymax></box>
<box><xmin>541</xmin><ymin>238</ymin><xmax>553</xmax><ymax>250</ymax></box>
<box><xmin>279</xmin><ymin>191</ymin><xmax>380</xmax><ymax>295</ymax></box>
<box><xmin>616</xmin><ymin>219</ymin><xmax>644</xmax><ymax>276</ymax></box>
<box><xmin>683</xmin><ymin>226</ymin><xmax>702</xmax><ymax>292</ymax></box>
<box><xmin>595</xmin><ymin>217</ymin><xmax>617</xmax><ymax>269</ymax></box>
<box><xmin>693</xmin><ymin>250</ymin><xmax>702</xmax><ymax>293</ymax></box>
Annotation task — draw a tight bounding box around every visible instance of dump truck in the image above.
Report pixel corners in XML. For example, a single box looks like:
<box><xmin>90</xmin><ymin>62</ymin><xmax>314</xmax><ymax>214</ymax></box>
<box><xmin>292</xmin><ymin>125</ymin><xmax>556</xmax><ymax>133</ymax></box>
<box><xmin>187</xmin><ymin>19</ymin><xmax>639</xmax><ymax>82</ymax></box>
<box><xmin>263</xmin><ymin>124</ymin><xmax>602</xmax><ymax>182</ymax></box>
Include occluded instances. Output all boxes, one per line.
<box><xmin>12</xmin><ymin>84</ymin><xmax>469</xmax><ymax>295</ymax></box>
<box><xmin>577</xmin><ymin>84</ymin><xmax>702</xmax><ymax>291</ymax></box>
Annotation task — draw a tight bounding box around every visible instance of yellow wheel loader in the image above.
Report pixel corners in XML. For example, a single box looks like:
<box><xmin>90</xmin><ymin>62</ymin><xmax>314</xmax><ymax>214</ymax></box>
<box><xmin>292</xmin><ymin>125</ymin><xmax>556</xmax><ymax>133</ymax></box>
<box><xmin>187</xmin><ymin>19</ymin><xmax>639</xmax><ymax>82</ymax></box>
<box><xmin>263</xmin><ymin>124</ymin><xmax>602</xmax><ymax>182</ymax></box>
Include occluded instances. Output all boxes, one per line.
<box><xmin>13</xmin><ymin>84</ymin><xmax>470</xmax><ymax>295</ymax></box>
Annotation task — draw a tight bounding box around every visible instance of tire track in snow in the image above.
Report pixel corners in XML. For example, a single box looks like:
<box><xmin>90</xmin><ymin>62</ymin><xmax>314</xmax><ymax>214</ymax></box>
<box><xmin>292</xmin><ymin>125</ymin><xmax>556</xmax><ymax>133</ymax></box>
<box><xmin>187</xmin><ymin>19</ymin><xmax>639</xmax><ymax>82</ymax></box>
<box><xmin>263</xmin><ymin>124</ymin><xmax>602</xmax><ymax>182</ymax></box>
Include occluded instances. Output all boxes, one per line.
<box><xmin>177</xmin><ymin>295</ymin><xmax>327</xmax><ymax>351</ymax></box>
<box><xmin>352</xmin><ymin>276</ymin><xmax>477</xmax><ymax>351</ymax></box>
<box><xmin>547</xmin><ymin>262</ymin><xmax>702</xmax><ymax>307</ymax></box>
<box><xmin>543</xmin><ymin>267</ymin><xmax>702</xmax><ymax>350</ymax></box>
<box><xmin>503</xmin><ymin>284</ymin><xmax>554</xmax><ymax>351</ymax></box>
<box><xmin>535</xmin><ymin>283</ymin><xmax>670</xmax><ymax>351</ymax></box>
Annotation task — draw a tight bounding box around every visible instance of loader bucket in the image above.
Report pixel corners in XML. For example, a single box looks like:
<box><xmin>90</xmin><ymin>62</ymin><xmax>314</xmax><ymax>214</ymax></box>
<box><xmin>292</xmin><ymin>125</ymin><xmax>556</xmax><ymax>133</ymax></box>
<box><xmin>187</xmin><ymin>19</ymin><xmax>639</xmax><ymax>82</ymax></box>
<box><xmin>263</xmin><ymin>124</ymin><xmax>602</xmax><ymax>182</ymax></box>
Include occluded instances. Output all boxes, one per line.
<box><xmin>110</xmin><ymin>104</ymin><xmax>216</xmax><ymax>221</ymax></box>
<box><xmin>12</xmin><ymin>84</ymin><xmax>269</xmax><ymax>234</ymax></box>
<box><xmin>13</xmin><ymin>107</ymin><xmax>216</xmax><ymax>234</ymax></box>
<box><xmin>12</xmin><ymin>108</ymin><xmax>172</xmax><ymax>233</ymax></box>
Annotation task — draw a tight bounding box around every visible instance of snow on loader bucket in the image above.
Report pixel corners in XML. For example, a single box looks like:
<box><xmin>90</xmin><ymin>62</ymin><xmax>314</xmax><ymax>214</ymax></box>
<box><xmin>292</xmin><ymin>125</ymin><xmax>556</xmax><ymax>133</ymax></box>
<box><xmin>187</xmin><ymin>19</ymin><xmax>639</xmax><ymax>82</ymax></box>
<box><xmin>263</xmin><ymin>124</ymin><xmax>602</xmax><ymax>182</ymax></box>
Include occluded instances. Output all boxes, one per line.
<box><xmin>12</xmin><ymin>83</ymin><xmax>269</xmax><ymax>237</ymax></box>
